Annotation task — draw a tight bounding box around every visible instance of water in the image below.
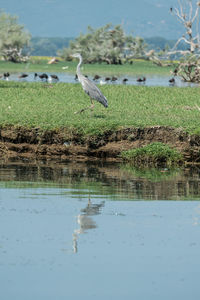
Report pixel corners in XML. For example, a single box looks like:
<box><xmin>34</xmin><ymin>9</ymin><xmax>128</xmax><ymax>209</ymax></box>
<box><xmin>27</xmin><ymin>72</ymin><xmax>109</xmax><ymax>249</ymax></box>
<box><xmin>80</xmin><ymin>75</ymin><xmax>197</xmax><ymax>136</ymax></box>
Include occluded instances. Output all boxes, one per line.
<box><xmin>3</xmin><ymin>72</ymin><xmax>200</xmax><ymax>87</ymax></box>
<box><xmin>0</xmin><ymin>160</ymin><xmax>200</xmax><ymax>299</ymax></box>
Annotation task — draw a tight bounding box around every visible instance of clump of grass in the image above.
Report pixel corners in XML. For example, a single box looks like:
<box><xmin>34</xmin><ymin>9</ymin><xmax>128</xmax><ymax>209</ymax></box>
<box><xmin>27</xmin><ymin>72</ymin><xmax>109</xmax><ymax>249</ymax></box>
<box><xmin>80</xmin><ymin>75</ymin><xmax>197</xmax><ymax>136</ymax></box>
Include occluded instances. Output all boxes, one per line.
<box><xmin>121</xmin><ymin>142</ymin><xmax>183</xmax><ymax>166</ymax></box>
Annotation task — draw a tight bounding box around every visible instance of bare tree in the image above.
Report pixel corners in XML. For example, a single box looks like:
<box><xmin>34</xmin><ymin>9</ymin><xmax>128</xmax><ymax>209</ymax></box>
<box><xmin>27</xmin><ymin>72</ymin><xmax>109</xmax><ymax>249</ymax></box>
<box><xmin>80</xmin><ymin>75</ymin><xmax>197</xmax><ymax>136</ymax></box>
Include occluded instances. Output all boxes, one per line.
<box><xmin>168</xmin><ymin>0</ymin><xmax>200</xmax><ymax>56</ymax></box>
<box><xmin>147</xmin><ymin>1</ymin><xmax>200</xmax><ymax>80</ymax></box>
<box><xmin>167</xmin><ymin>1</ymin><xmax>200</xmax><ymax>82</ymax></box>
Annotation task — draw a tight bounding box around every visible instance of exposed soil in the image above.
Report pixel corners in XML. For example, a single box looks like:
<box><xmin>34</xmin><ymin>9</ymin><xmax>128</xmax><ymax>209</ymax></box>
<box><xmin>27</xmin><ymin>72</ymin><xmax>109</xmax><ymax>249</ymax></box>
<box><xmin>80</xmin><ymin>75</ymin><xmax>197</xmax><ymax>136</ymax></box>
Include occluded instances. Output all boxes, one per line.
<box><xmin>0</xmin><ymin>125</ymin><xmax>200</xmax><ymax>163</ymax></box>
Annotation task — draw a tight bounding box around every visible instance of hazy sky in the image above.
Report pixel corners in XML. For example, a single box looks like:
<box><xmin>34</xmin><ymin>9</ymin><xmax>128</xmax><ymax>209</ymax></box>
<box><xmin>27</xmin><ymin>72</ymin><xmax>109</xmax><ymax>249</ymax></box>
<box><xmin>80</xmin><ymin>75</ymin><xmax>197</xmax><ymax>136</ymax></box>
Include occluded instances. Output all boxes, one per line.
<box><xmin>0</xmin><ymin>0</ymin><xmax>186</xmax><ymax>38</ymax></box>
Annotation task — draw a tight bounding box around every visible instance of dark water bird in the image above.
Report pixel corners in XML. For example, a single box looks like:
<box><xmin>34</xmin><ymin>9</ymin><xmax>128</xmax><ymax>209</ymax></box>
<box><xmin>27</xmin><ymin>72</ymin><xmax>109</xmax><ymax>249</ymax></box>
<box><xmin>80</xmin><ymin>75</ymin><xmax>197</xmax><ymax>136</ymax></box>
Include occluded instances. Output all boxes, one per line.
<box><xmin>74</xmin><ymin>74</ymin><xmax>78</xmax><ymax>81</ymax></box>
<box><xmin>71</xmin><ymin>53</ymin><xmax>108</xmax><ymax>114</ymax></box>
<box><xmin>50</xmin><ymin>74</ymin><xmax>59</xmax><ymax>81</ymax></box>
<box><xmin>137</xmin><ymin>77</ymin><xmax>146</xmax><ymax>83</ymax></box>
<box><xmin>111</xmin><ymin>76</ymin><xmax>118</xmax><ymax>82</ymax></box>
<box><xmin>34</xmin><ymin>73</ymin><xmax>38</xmax><ymax>80</ymax></box>
<box><xmin>18</xmin><ymin>73</ymin><xmax>28</xmax><ymax>79</ymax></box>
<box><xmin>122</xmin><ymin>78</ymin><xmax>128</xmax><ymax>84</ymax></box>
<box><xmin>170</xmin><ymin>7</ymin><xmax>173</xmax><ymax>12</ymax></box>
<box><xmin>105</xmin><ymin>77</ymin><xmax>111</xmax><ymax>82</ymax></box>
<box><xmin>4</xmin><ymin>72</ymin><xmax>10</xmax><ymax>80</ymax></box>
<box><xmin>169</xmin><ymin>78</ymin><xmax>175</xmax><ymax>84</ymax></box>
<box><xmin>93</xmin><ymin>74</ymin><xmax>101</xmax><ymax>81</ymax></box>
<box><xmin>39</xmin><ymin>73</ymin><xmax>48</xmax><ymax>81</ymax></box>
<box><xmin>173</xmin><ymin>68</ymin><xmax>178</xmax><ymax>76</ymax></box>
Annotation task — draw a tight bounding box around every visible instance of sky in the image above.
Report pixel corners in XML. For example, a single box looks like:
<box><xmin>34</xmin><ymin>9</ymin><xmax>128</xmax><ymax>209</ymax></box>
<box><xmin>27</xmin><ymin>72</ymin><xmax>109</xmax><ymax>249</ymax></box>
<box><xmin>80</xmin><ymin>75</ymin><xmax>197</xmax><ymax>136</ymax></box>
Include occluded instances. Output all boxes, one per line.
<box><xmin>0</xmin><ymin>0</ymin><xmax>188</xmax><ymax>39</ymax></box>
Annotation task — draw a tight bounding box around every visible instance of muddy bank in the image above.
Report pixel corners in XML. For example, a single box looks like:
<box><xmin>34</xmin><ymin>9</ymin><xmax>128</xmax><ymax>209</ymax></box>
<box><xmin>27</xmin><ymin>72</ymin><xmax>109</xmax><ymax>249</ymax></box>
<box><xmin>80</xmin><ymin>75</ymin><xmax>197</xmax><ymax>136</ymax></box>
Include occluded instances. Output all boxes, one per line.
<box><xmin>0</xmin><ymin>125</ymin><xmax>200</xmax><ymax>163</ymax></box>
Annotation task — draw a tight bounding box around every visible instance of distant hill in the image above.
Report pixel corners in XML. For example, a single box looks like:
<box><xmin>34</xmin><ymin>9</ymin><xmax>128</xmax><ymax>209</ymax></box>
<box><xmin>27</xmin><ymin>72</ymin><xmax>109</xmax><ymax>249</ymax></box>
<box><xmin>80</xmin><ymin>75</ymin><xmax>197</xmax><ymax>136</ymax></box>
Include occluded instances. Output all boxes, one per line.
<box><xmin>144</xmin><ymin>37</ymin><xmax>175</xmax><ymax>51</ymax></box>
<box><xmin>30</xmin><ymin>37</ymin><xmax>72</xmax><ymax>56</ymax></box>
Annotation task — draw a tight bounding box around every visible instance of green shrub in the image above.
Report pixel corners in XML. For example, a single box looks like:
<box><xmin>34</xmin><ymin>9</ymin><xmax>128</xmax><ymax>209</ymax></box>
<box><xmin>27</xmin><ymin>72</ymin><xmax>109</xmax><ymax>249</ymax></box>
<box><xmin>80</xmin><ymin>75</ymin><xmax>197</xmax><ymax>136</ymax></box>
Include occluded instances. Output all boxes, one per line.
<box><xmin>121</xmin><ymin>142</ymin><xmax>183</xmax><ymax>166</ymax></box>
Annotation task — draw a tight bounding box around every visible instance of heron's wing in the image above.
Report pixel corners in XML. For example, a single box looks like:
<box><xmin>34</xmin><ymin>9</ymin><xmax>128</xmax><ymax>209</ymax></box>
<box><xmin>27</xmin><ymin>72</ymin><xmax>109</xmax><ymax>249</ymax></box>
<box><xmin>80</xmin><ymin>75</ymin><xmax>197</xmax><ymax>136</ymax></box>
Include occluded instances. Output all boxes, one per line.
<box><xmin>80</xmin><ymin>76</ymin><xmax>108</xmax><ymax>108</ymax></box>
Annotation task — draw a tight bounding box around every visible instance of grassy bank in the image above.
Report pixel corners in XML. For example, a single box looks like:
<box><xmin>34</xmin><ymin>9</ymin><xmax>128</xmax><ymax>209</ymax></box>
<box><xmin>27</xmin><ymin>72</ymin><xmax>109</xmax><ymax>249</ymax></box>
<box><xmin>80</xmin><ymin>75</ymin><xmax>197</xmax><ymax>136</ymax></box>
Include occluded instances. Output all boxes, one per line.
<box><xmin>0</xmin><ymin>58</ymin><xmax>173</xmax><ymax>76</ymax></box>
<box><xmin>0</xmin><ymin>81</ymin><xmax>200</xmax><ymax>135</ymax></box>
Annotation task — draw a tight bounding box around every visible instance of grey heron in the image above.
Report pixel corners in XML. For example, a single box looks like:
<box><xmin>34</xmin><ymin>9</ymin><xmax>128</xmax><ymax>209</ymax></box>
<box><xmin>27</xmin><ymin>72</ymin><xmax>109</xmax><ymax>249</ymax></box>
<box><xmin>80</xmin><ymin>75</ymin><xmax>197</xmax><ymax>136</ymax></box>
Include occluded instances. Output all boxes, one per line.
<box><xmin>72</xmin><ymin>53</ymin><xmax>108</xmax><ymax>114</ymax></box>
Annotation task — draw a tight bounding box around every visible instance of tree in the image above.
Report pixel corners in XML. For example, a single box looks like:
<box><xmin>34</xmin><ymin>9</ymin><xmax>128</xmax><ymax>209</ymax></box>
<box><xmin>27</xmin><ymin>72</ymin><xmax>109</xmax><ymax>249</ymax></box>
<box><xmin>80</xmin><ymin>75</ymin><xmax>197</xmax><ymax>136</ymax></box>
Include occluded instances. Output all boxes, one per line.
<box><xmin>0</xmin><ymin>11</ymin><xmax>31</xmax><ymax>62</ymax></box>
<box><xmin>58</xmin><ymin>24</ymin><xmax>147</xmax><ymax>64</ymax></box>
<box><xmin>169</xmin><ymin>0</ymin><xmax>200</xmax><ymax>56</ymax></box>
<box><xmin>147</xmin><ymin>1</ymin><xmax>200</xmax><ymax>81</ymax></box>
<box><xmin>168</xmin><ymin>1</ymin><xmax>200</xmax><ymax>82</ymax></box>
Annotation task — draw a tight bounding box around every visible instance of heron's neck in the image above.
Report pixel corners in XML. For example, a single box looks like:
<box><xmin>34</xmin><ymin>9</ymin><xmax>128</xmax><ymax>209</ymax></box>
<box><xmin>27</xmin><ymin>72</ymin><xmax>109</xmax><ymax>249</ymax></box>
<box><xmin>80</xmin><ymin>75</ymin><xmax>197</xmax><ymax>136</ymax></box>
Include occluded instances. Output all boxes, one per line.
<box><xmin>76</xmin><ymin>56</ymin><xmax>82</xmax><ymax>77</ymax></box>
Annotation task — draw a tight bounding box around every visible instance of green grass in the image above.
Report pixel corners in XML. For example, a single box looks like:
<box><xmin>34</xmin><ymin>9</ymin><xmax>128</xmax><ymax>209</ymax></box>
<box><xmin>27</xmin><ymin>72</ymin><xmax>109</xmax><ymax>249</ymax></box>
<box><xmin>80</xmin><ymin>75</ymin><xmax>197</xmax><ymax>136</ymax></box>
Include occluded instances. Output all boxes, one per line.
<box><xmin>121</xmin><ymin>142</ymin><xmax>183</xmax><ymax>166</ymax></box>
<box><xmin>0</xmin><ymin>58</ymin><xmax>173</xmax><ymax>76</ymax></box>
<box><xmin>0</xmin><ymin>81</ymin><xmax>200</xmax><ymax>136</ymax></box>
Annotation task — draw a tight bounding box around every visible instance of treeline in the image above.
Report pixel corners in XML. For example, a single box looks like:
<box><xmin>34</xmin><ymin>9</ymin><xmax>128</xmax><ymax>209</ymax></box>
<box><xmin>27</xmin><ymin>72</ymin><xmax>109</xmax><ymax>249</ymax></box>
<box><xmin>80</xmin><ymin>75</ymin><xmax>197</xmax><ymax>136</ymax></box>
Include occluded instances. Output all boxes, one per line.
<box><xmin>30</xmin><ymin>36</ymin><xmax>186</xmax><ymax>57</ymax></box>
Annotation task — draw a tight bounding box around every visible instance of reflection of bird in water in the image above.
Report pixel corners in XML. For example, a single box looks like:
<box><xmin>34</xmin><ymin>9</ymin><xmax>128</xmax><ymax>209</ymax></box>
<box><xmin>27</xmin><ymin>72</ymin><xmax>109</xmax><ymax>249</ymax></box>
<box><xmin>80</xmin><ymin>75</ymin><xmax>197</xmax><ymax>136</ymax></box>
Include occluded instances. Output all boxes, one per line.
<box><xmin>72</xmin><ymin>53</ymin><xmax>108</xmax><ymax>114</ymax></box>
<box><xmin>73</xmin><ymin>198</ymin><xmax>105</xmax><ymax>253</ymax></box>
<box><xmin>80</xmin><ymin>199</ymin><xmax>105</xmax><ymax>215</ymax></box>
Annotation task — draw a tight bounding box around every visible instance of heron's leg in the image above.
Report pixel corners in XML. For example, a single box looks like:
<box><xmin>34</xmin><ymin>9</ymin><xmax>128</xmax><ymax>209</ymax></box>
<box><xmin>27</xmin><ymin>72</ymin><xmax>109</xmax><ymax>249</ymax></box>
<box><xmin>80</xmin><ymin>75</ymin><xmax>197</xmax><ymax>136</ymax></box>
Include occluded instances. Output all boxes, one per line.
<box><xmin>90</xmin><ymin>98</ymin><xmax>94</xmax><ymax>110</ymax></box>
<box><xmin>74</xmin><ymin>98</ymin><xmax>95</xmax><ymax>114</ymax></box>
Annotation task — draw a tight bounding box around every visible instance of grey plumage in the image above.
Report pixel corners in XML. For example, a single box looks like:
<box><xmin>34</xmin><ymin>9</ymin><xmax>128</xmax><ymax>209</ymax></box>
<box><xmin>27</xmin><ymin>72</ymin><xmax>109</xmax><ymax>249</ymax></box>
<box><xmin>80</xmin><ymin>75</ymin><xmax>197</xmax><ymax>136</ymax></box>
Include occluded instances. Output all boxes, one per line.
<box><xmin>72</xmin><ymin>53</ymin><xmax>108</xmax><ymax>109</ymax></box>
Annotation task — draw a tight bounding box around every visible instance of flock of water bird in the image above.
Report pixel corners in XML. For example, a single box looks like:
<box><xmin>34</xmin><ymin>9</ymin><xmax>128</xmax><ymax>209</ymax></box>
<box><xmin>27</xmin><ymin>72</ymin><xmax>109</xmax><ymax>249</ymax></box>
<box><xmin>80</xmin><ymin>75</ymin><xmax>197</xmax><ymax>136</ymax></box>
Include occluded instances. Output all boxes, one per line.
<box><xmin>0</xmin><ymin>72</ymin><xmax>60</xmax><ymax>82</ymax></box>
<box><xmin>0</xmin><ymin>71</ymin><xmax>176</xmax><ymax>86</ymax></box>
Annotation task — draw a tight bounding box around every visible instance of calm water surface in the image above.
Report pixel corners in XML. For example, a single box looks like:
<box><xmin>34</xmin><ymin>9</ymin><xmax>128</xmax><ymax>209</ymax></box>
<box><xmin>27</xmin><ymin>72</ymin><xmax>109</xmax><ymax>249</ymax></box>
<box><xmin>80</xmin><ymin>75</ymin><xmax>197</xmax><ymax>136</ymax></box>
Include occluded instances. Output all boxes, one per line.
<box><xmin>6</xmin><ymin>72</ymin><xmax>200</xmax><ymax>87</ymax></box>
<box><xmin>0</xmin><ymin>160</ymin><xmax>200</xmax><ymax>299</ymax></box>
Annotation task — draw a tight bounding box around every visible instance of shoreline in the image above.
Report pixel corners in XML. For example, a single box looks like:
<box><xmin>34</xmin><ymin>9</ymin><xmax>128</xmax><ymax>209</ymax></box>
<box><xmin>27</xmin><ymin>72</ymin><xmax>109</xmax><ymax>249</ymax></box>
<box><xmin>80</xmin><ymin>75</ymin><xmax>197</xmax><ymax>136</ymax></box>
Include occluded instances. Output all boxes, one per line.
<box><xmin>0</xmin><ymin>125</ymin><xmax>200</xmax><ymax>164</ymax></box>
